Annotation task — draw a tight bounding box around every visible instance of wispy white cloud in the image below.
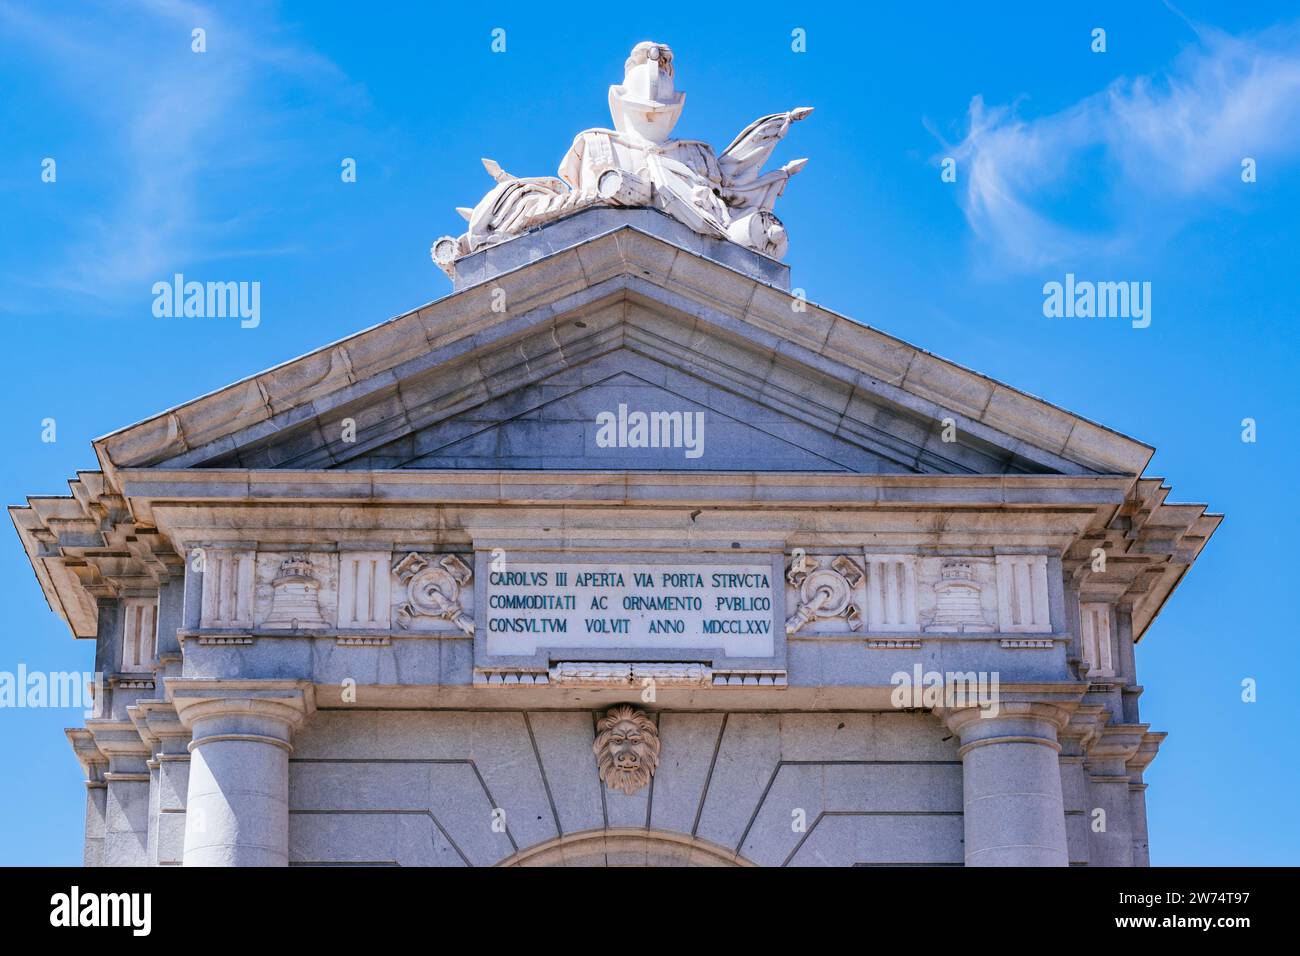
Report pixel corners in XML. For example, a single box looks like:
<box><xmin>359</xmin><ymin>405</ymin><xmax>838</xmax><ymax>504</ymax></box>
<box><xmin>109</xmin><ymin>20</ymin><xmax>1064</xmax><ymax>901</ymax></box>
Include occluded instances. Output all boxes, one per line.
<box><xmin>0</xmin><ymin>0</ymin><xmax>360</xmax><ymax>305</ymax></box>
<box><xmin>944</xmin><ymin>19</ymin><xmax>1300</xmax><ymax>270</ymax></box>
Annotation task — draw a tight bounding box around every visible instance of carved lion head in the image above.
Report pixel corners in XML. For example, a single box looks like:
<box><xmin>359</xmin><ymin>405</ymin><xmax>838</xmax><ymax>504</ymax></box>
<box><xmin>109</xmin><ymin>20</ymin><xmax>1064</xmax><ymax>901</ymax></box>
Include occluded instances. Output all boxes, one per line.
<box><xmin>593</xmin><ymin>705</ymin><xmax>661</xmax><ymax>796</ymax></box>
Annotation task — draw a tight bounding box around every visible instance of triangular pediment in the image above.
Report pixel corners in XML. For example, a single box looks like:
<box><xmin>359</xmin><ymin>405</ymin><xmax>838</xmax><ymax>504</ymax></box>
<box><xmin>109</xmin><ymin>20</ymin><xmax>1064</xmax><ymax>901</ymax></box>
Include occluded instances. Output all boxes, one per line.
<box><xmin>90</xmin><ymin>219</ymin><xmax>1153</xmax><ymax>480</ymax></box>
<box><xmin>338</xmin><ymin>364</ymin><xmax>875</xmax><ymax>472</ymax></box>
<box><xmin>181</xmin><ymin>300</ymin><xmax>1068</xmax><ymax>476</ymax></box>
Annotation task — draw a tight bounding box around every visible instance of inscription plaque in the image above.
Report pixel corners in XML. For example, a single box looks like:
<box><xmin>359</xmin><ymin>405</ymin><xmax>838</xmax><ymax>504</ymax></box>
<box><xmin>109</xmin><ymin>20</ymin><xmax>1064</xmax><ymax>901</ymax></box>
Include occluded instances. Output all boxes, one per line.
<box><xmin>484</xmin><ymin>561</ymin><xmax>776</xmax><ymax>658</ymax></box>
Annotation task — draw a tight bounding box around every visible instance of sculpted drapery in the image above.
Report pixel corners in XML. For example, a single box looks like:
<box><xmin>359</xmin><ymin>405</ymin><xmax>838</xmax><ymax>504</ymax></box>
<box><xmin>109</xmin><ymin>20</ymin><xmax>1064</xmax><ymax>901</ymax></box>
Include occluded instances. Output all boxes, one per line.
<box><xmin>433</xmin><ymin>41</ymin><xmax>812</xmax><ymax>272</ymax></box>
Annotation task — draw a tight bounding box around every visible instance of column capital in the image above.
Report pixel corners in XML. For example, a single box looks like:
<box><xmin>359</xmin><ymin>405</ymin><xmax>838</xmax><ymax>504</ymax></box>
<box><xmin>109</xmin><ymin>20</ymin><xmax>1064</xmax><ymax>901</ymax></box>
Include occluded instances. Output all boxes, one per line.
<box><xmin>82</xmin><ymin>717</ymin><xmax>152</xmax><ymax>778</ymax></box>
<box><xmin>937</xmin><ymin>700</ymin><xmax>1075</xmax><ymax>755</ymax></box>
<box><xmin>1058</xmin><ymin>704</ymin><xmax>1108</xmax><ymax>757</ymax></box>
<box><xmin>1084</xmin><ymin>723</ymin><xmax>1149</xmax><ymax>777</ymax></box>
<box><xmin>939</xmin><ymin>697</ymin><xmax>1075</xmax><ymax>866</ymax></box>
<box><xmin>173</xmin><ymin>680</ymin><xmax>312</xmax><ymax>867</ymax></box>
<box><xmin>1127</xmin><ymin>731</ymin><xmax>1166</xmax><ymax>780</ymax></box>
<box><xmin>126</xmin><ymin>699</ymin><xmax>190</xmax><ymax>758</ymax></box>
<box><xmin>65</xmin><ymin>728</ymin><xmax>108</xmax><ymax>785</ymax></box>
<box><xmin>166</xmin><ymin>679</ymin><xmax>316</xmax><ymax>735</ymax></box>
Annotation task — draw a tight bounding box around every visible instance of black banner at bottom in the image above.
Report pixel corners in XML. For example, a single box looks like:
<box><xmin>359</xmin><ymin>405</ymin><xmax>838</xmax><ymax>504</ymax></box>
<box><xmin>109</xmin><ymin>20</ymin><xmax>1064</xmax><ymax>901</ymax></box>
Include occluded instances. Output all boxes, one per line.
<box><xmin>0</xmin><ymin>865</ymin><xmax>1283</xmax><ymax>941</ymax></box>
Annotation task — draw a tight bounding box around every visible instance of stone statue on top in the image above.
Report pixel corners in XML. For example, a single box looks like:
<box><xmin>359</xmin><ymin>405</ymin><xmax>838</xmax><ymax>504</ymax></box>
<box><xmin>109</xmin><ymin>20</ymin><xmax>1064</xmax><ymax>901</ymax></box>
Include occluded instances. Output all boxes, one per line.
<box><xmin>432</xmin><ymin>41</ymin><xmax>812</xmax><ymax>275</ymax></box>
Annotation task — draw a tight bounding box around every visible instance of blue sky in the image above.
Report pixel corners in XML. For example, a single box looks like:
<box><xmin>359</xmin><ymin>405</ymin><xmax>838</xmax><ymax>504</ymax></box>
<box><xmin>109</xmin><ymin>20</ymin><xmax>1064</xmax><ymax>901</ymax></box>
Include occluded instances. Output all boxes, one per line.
<box><xmin>1</xmin><ymin>1</ymin><xmax>1297</xmax><ymax>865</ymax></box>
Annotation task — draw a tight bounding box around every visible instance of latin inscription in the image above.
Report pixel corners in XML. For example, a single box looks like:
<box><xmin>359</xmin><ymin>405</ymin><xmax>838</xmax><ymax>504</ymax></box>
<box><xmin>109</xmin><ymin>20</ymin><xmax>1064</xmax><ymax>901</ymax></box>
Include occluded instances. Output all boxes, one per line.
<box><xmin>484</xmin><ymin>562</ymin><xmax>776</xmax><ymax>658</ymax></box>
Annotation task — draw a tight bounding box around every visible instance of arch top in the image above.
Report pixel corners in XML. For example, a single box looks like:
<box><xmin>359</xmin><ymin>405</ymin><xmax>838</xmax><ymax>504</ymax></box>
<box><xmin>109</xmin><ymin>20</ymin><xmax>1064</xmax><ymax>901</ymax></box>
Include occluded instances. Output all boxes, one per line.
<box><xmin>497</xmin><ymin>828</ymin><xmax>755</xmax><ymax>867</ymax></box>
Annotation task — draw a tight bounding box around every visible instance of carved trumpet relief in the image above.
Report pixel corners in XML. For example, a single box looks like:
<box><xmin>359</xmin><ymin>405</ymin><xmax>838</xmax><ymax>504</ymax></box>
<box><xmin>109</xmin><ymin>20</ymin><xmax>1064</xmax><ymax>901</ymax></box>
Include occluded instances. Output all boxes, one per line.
<box><xmin>393</xmin><ymin>552</ymin><xmax>474</xmax><ymax>634</ymax></box>
<box><xmin>785</xmin><ymin>552</ymin><xmax>864</xmax><ymax>634</ymax></box>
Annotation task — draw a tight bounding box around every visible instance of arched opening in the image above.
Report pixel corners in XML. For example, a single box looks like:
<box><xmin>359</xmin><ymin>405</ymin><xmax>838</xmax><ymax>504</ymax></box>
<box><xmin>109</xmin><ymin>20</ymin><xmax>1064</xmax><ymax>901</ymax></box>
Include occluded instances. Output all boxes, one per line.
<box><xmin>497</xmin><ymin>828</ymin><xmax>755</xmax><ymax>867</ymax></box>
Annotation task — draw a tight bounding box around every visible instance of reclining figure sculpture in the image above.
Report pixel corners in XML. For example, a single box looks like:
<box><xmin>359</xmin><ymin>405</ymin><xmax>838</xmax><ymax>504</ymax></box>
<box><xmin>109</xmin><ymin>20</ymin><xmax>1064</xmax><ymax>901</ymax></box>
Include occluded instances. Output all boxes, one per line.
<box><xmin>432</xmin><ymin>41</ymin><xmax>812</xmax><ymax>275</ymax></box>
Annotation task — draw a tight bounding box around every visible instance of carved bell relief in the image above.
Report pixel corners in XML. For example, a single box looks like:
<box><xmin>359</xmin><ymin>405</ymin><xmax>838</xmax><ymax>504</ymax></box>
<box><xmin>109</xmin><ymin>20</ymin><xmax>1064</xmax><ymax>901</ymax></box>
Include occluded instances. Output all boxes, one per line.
<box><xmin>393</xmin><ymin>552</ymin><xmax>474</xmax><ymax>634</ymax></box>
<box><xmin>785</xmin><ymin>552</ymin><xmax>864</xmax><ymax>634</ymax></box>
<box><xmin>593</xmin><ymin>705</ymin><xmax>661</xmax><ymax>796</ymax></box>
<box><xmin>262</xmin><ymin>555</ymin><xmax>329</xmax><ymax>630</ymax></box>
<box><xmin>923</xmin><ymin>560</ymin><xmax>993</xmax><ymax>633</ymax></box>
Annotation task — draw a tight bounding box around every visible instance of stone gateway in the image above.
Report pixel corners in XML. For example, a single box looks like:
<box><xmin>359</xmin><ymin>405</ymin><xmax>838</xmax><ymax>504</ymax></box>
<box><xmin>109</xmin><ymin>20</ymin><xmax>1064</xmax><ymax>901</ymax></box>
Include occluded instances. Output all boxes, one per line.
<box><xmin>10</xmin><ymin>41</ymin><xmax>1218</xmax><ymax>867</ymax></box>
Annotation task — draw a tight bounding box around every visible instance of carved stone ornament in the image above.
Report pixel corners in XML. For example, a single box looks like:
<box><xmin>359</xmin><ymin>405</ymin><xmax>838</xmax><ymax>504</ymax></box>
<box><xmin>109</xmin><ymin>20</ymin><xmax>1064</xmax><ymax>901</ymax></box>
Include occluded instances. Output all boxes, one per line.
<box><xmin>432</xmin><ymin>40</ymin><xmax>813</xmax><ymax>274</ymax></box>
<box><xmin>593</xmin><ymin>705</ymin><xmax>661</xmax><ymax>796</ymax></box>
<box><xmin>785</xmin><ymin>553</ymin><xmax>864</xmax><ymax>634</ymax></box>
<box><xmin>551</xmin><ymin>662</ymin><xmax>711</xmax><ymax>687</ymax></box>
<box><xmin>393</xmin><ymin>552</ymin><xmax>474</xmax><ymax>634</ymax></box>
<box><xmin>262</xmin><ymin>555</ymin><xmax>328</xmax><ymax>630</ymax></box>
<box><xmin>924</xmin><ymin>560</ymin><xmax>993</xmax><ymax>633</ymax></box>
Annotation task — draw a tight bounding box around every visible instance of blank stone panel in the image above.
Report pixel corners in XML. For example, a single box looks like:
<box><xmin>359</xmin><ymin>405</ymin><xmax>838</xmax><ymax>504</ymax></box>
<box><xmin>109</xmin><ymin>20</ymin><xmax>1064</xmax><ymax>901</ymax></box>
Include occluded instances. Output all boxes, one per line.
<box><xmin>120</xmin><ymin>598</ymin><xmax>157</xmax><ymax>673</ymax></box>
<box><xmin>289</xmin><ymin>811</ymin><xmax>465</xmax><ymax>866</ymax></box>
<box><xmin>1079</xmin><ymin>602</ymin><xmax>1115</xmax><ymax>677</ymax></box>
<box><xmin>649</xmin><ymin>713</ymin><xmax>726</xmax><ymax>834</ymax></box>
<box><xmin>864</xmin><ymin>555</ymin><xmax>918</xmax><ymax>631</ymax></box>
<box><xmin>790</xmin><ymin>814</ymin><xmax>965</xmax><ymax>867</ymax></box>
<box><xmin>693</xmin><ymin>714</ymin><xmax>782</xmax><ymax>850</ymax></box>
<box><xmin>605</xmin><ymin>777</ymin><xmax>651</xmax><ymax>829</ymax></box>
<box><xmin>337</xmin><ymin>551</ymin><xmax>391</xmax><ymax>629</ymax></box>
<box><xmin>1066</xmin><ymin>811</ymin><xmax>1092</xmax><ymax>865</ymax></box>
<box><xmin>466</xmin><ymin>712</ymin><xmax>560</xmax><ymax>850</ymax></box>
<box><xmin>996</xmin><ymin>554</ymin><xmax>1052</xmax><ymax>632</ymax></box>
<box><xmin>740</xmin><ymin>762</ymin><xmax>963</xmax><ymax>866</ymax></box>
<box><xmin>156</xmin><ymin>811</ymin><xmax>186</xmax><ymax>866</ymax></box>
<box><xmin>199</xmin><ymin>550</ymin><xmax>255</xmax><ymax>627</ymax></box>
<box><xmin>525</xmin><ymin>712</ymin><xmax>606</xmax><ymax>836</ymax></box>
<box><xmin>289</xmin><ymin>761</ymin><xmax>432</xmax><ymax>811</ymax></box>
<box><xmin>156</xmin><ymin>758</ymin><xmax>189</xmax><ymax>812</ymax></box>
<box><xmin>426</xmin><ymin>762</ymin><xmax>517</xmax><ymax>866</ymax></box>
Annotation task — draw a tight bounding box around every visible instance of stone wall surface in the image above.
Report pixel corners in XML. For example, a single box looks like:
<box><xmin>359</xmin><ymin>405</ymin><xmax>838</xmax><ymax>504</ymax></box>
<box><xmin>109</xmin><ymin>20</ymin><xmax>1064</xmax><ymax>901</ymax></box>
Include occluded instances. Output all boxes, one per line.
<box><xmin>286</xmin><ymin>710</ymin><xmax>963</xmax><ymax>867</ymax></box>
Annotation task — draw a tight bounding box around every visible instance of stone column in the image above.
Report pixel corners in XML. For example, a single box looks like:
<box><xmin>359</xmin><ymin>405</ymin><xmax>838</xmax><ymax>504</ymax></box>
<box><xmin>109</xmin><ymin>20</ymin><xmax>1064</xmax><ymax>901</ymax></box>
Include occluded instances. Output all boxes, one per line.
<box><xmin>129</xmin><ymin>700</ymin><xmax>192</xmax><ymax>866</ymax></box>
<box><xmin>1082</xmin><ymin>725</ymin><xmax>1146</xmax><ymax>867</ymax></box>
<box><xmin>85</xmin><ymin>719</ymin><xmax>153</xmax><ymax>866</ymax></box>
<box><xmin>1127</xmin><ymin>731</ymin><xmax>1164</xmax><ymax>867</ymax></box>
<box><xmin>66</xmin><ymin>729</ymin><xmax>108</xmax><ymax>867</ymax></box>
<box><xmin>941</xmin><ymin>702</ymin><xmax>1072</xmax><ymax>866</ymax></box>
<box><xmin>169</xmin><ymin>679</ymin><xmax>315</xmax><ymax>867</ymax></box>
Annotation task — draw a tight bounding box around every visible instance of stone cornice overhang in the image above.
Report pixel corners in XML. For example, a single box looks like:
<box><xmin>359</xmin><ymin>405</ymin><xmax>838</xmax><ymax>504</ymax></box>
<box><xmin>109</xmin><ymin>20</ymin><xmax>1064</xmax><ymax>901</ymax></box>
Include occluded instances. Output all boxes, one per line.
<box><xmin>116</xmin><ymin>467</ymin><xmax>1216</xmax><ymax>643</ymax></box>
<box><xmin>127</xmin><ymin>469</ymin><xmax>1125</xmax><ymax>554</ymax></box>
<box><xmin>120</xmin><ymin>468</ymin><xmax>1138</xmax><ymax>553</ymax></box>
<box><xmin>10</xmin><ymin>217</ymin><xmax>1219</xmax><ymax>642</ymax></box>
<box><xmin>115</xmin><ymin>467</ymin><xmax>1137</xmax><ymax>512</ymax></box>
<box><xmin>84</xmin><ymin>222</ymin><xmax>1157</xmax><ymax>487</ymax></box>
<box><xmin>12</xmin><ymin>465</ymin><xmax>1218</xmax><ymax>641</ymax></box>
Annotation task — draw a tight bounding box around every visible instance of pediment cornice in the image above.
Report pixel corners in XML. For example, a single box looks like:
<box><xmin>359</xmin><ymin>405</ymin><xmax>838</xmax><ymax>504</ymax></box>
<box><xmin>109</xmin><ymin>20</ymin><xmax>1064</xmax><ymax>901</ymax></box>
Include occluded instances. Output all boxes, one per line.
<box><xmin>89</xmin><ymin>224</ymin><xmax>1155</xmax><ymax>487</ymax></box>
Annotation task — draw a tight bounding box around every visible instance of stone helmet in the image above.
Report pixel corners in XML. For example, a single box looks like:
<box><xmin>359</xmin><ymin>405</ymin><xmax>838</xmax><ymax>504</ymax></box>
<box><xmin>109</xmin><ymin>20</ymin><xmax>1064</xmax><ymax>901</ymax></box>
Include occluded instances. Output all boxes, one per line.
<box><xmin>608</xmin><ymin>40</ymin><xmax>685</xmax><ymax>144</ymax></box>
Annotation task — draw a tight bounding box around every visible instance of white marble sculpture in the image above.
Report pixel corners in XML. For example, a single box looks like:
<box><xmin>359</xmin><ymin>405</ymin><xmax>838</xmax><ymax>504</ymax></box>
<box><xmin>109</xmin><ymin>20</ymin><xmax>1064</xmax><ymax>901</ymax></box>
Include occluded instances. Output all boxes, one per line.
<box><xmin>432</xmin><ymin>41</ymin><xmax>812</xmax><ymax>274</ymax></box>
